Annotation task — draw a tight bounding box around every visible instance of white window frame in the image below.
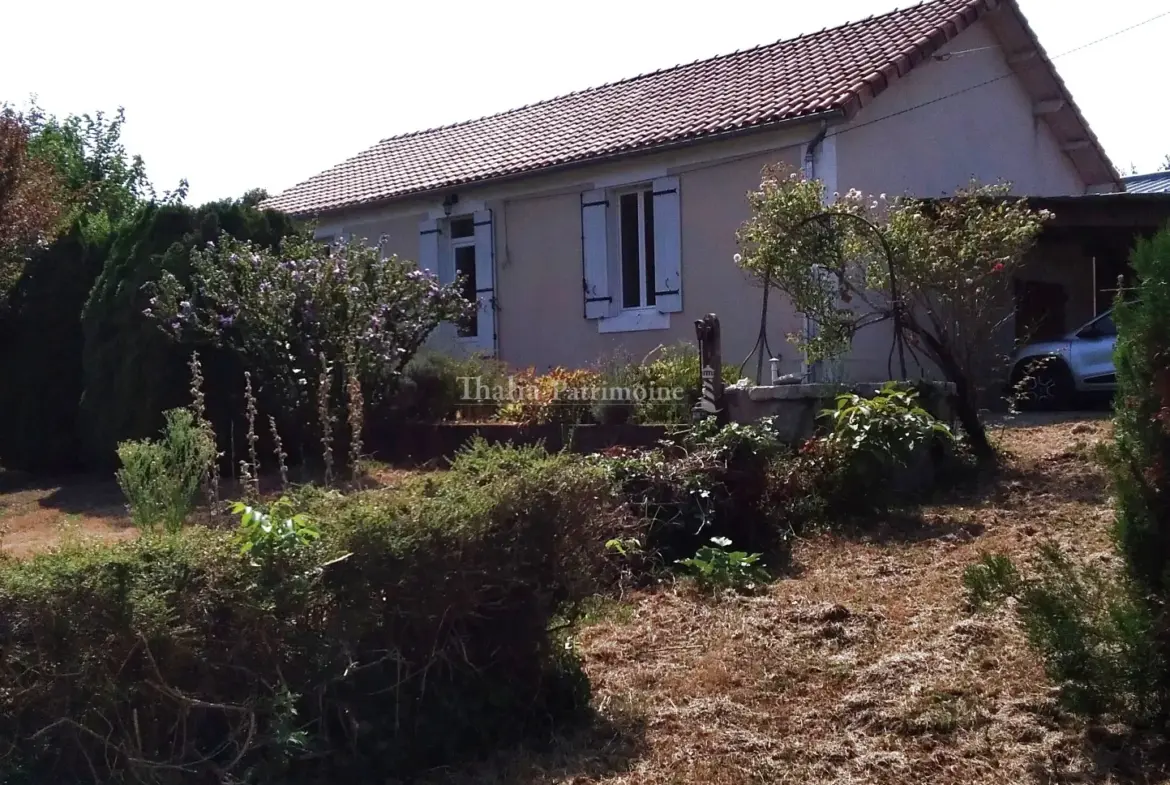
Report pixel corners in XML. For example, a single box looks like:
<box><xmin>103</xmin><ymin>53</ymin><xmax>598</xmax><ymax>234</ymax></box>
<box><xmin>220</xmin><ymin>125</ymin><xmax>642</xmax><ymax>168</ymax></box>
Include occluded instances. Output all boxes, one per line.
<box><xmin>602</xmin><ymin>184</ymin><xmax>669</xmax><ymax>333</ymax></box>
<box><xmin>448</xmin><ymin>217</ymin><xmax>481</xmax><ymax>344</ymax></box>
<box><xmin>615</xmin><ymin>185</ymin><xmax>654</xmax><ymax>311</ymax></box>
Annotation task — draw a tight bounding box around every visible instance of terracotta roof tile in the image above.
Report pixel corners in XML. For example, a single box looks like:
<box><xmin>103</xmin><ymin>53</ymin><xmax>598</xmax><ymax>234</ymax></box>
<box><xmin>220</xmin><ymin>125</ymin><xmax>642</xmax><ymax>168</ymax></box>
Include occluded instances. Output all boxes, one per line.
<box><xmin>262</xmin><ymin>0</ymin><xmax>1015</xmax><ymax>215</ymax></box>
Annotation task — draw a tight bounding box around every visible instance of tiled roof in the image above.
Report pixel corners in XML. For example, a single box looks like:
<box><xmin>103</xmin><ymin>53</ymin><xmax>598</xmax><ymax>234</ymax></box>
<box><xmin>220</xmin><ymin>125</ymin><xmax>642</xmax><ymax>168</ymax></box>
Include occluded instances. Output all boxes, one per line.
<box><xmin>1123</xmin><ymin>172</ymin><xmax>1170</xmax><ymax>194</ymax></box>
<box><xmin>263</xmin><ymin>0</ymin><xmax>1113</xmax><ymax>216</ymax></box>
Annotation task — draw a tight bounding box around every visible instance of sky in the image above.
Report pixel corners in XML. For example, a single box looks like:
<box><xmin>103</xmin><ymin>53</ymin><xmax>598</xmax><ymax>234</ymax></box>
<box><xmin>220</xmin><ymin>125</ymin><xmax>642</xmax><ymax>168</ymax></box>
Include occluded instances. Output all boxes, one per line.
<box><xmin>4</xmin><ymin>0</ymin><xmax>1168</xmax><ymax>205</ymax></box>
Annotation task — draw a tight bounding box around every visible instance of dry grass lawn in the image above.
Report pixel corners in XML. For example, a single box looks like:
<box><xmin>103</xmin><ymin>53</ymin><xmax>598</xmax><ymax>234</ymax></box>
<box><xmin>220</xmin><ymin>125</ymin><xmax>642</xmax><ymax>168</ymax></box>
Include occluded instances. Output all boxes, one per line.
<box><xmin>5</xmin><ymin>415</ymin><xmax>1166</xmax><ymax>783</ymax></box>
<box><xmin>0</xmin><ymin>473</ymin><xmax>133</xmax><ymax>557</ymax></box>
<box><xmin>429</xmin><ymin>413</ymin><xmax>1170</xmax><ymax>785</ymax></box>
<box><xmin>0</xmin><ymin>463</ymin><xmax>423</xmax><ymax>558</ymax></box>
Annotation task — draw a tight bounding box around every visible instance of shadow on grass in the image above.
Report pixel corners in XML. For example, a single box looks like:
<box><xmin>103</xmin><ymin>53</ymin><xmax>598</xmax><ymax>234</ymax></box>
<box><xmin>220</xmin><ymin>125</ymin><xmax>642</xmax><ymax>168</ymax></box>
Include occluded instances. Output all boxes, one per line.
<box><xmin>1044</xmin><ymin>726</ymin><xmax>1170</xmax><ymax>784</ymax></box>
<box><xmin>414</xmin><ymin>705</ymin><xmax>648</xmax><ymax>785</ymax></box>
<box><xmin>0</xmin><ymin>469</ymin><xmax>127</xmax><ymax>519</ymax></box>
<box><xmin>36</xmin><ymin>481</ymin><xmax>126</xmax><ymax>517</ymax></box>
<box><xmin>835</xmin><ymin>509</ymin><xmax>987</xmax><ymax>545</ymax></box>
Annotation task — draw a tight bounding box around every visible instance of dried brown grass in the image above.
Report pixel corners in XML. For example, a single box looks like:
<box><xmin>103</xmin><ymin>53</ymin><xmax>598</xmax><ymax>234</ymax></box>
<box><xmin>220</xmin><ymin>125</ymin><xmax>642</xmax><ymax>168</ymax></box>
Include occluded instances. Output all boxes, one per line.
<box><xmin>426</xmin><ymin>415</ymin><xmax>1170</xmax><ymax>785</ymax></box>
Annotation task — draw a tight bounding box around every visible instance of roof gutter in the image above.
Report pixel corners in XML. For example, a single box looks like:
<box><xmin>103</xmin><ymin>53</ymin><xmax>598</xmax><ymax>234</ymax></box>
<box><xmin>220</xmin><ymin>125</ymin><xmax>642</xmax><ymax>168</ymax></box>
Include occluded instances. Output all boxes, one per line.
<box><xmin>294</xmin><ymin>108</ymin><xmax>847</xmax><ymax>220</ymax></box>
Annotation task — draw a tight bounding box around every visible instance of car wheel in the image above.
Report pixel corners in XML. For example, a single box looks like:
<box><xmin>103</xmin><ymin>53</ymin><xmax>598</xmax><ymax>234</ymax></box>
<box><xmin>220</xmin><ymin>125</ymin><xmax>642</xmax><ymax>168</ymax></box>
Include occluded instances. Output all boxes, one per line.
<box><xmin>1013</xmin><ymin>358</ymin><xmax>1073</xmax><ymax>411</ymax></box>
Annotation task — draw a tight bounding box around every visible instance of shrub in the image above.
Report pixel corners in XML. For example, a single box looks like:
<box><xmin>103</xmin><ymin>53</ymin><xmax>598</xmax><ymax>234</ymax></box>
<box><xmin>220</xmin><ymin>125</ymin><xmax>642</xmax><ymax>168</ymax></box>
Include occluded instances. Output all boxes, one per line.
<box><xmin>1112</xmin><ymin>226</ymin><xmax>1170</xmax><ymax>595</ymax></box>
<box><xmin>145</xmin><ymin>233</ymin><xmax>472</xmax><ymax>465</ymax></box>
<box><xmin>819</xmin><ymin>382</ymin><xmax>954</xmax><ymax>509</ymax></box>
<box><xmin>603</xmin><ymin>420</ymin><xmax>792</xmax><ymax>565</ymax></box>
<box><xmin>79</xmin><ymin>199</ymin><xmax>295</xmax><ymax>468</ymax></box>
<box><xmin>230</xmin><ymin>495</ymin><xmax>320</xmax><ymax>565</ymax></box>
<box><xmin>632</xmin><ymin>342</ymin><xmax>741</xmax><ymax>423</ymax></box>
<box><xmin>391</xmin><ymin>351</ymin><xmax>507</xmax><ymax>422</ymax></box>
<box><xmin>822</xmin><ymin>382</ymin><xmax>953</xmax><ymax>463</ymax></box>
<box><xmin>966</xmin><ymin>546</ymin><xmax>1163</xmax><ymax>719</ymax></box>
<box><xmin>0</xmin><ymin>226</ymin><xmax>110</xmax><ymax>471</ymax></box>
<box><xmin>115</xmin><ymin>407</ymin><xmax>215</xmax><ymax>532</ymax></box>
<box><xmin>0</xmin><ymin>441</ymin><xmax>631</xmax><ymax>783</ymax></box>
<box><xmin>496</xmin><ymin>366</ymin><xmax>604</xmax><ymax>425</ymax></box>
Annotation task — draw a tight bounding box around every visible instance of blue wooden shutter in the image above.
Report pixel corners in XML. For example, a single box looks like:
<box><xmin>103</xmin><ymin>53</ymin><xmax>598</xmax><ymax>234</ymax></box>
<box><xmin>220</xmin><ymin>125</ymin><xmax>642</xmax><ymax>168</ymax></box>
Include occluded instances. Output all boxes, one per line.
<box><xmin>581</xmin><ymin>189</ymin><xmax>611</xmax><ymax>319</ymax></box>
<box><xmin>472</xmin><ymin>210</ymin><xmax>496</xmax><ymax>354</ymax></box>
<box><xmin>652</xmin><ymin>176</ymin><xmax>682</xmax><ymax>313</ymax></box>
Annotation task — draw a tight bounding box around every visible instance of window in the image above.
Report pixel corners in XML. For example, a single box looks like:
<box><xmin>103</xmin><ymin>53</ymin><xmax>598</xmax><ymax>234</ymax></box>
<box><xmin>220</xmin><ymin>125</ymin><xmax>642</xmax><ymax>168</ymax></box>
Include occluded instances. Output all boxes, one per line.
<box><xmin>618</xmin><ymin>189</ymin><xmax>656</xmax><ymax>309</ymax></box>
<box><xmin>1079</xmin><ymin>312</ymin><xmax>1116</xmax><ymax>339</ymax></box>
<box><xmin>580</xmin><ymin>176</ymin><xmax>681</xmax><ymax>332</ymax></box>
<box><xmin>450</xmin><ymin>217</ymin><xmax>477</xmax><ymax>338</ymax></box>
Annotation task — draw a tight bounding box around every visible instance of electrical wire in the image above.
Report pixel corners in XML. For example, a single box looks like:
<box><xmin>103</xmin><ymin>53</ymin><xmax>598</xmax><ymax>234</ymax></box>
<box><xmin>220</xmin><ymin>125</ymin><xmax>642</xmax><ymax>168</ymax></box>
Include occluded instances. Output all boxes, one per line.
<box><xmin>826</xmin><ymin>8</ymin><xmax>1170</xmax><ymax>143</ymax></box>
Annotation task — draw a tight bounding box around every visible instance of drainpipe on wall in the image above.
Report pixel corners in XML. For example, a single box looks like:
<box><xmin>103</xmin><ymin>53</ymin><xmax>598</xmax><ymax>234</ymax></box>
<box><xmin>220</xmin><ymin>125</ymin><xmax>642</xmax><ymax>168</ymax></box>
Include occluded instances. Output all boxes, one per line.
<box><xmin>802</xmin><ymin>124</ymin><xmax>828</xmax><ymax>181</ymax></box>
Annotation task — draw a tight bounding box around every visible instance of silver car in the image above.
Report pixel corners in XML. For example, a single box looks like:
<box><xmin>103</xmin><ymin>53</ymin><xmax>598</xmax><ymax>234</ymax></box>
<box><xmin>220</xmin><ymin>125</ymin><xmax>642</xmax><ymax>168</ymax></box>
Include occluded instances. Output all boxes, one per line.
<box><xmin>1009</xmin><ymin>310</ymin><xmax>1117</xmax><ymax>408</ymax></box>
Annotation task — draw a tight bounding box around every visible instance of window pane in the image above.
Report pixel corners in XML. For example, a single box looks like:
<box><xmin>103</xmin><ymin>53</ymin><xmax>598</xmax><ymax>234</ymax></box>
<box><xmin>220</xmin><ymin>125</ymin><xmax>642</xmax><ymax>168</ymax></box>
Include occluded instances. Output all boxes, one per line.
<box><xmin>455</xmin><ymin>244</ymin><xmax>478</xmax><ymax>337</ymax></box>
<box><xmin>1098</xmin><ymin>314</ymin><xmax>1116</xmax><ymax>336</ymax></box>
<box><xmin>620</xmin><ymin>193</ymin><xmax>641</xmax><ymax>309</ymax></box>
<box><xmin>451</xmin><ymin>217</ymin><xmax>475</xmax><ymax>239</ymax></box>
<box><xmin>643</xmin><ymin>190</ymin><xmax>656</xmax><ymax>308</ymax></box>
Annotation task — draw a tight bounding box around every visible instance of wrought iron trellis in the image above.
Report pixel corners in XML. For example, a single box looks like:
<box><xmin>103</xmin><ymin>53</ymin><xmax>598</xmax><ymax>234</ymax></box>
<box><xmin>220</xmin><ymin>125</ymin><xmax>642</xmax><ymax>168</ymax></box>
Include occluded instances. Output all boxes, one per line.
<box><xmin>739</xmin><ymin>210</ymin><xmax>909</xmax><ymax>384</ymax></box>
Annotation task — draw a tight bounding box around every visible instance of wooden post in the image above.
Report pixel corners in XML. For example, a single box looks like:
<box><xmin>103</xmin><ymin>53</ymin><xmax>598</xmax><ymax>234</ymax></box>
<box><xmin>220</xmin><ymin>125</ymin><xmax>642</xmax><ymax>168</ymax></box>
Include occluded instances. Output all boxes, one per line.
<box><xmin>693</xmin><ymin>313</ymin><xmax>726</xmax><ymax>424</ymax></box>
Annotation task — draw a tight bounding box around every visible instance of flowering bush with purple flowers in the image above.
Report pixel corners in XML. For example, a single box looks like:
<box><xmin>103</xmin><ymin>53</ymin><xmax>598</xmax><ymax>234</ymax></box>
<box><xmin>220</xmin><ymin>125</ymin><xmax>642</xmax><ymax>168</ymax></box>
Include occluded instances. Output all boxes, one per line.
<box><xmin>145</xmin><ymin>233</ymin><xmax>474</xmax><ymax>449</ymax></box>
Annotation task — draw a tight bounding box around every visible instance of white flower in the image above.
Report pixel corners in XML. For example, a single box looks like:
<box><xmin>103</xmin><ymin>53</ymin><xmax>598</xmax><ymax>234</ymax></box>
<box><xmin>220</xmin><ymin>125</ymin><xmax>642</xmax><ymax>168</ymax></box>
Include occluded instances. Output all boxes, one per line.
<box><xmin>733</xmin><ymin>253</ymin><xmax>743</xmax><ymax>264</ymax></box>
<box><xmin>965</xmin><ymin>278</ymin><xmax>974</xmax><ymax>285</ymax></box>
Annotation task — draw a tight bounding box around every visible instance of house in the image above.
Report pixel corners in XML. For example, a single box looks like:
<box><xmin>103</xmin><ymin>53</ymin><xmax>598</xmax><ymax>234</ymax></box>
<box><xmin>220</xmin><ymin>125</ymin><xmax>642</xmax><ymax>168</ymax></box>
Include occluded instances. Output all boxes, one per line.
<box><xmin>1123</xmin><ymin>172</ymin><xmax>1170</xmax><ymax>194</ymax></box>
<box><xmin>263</xmin><ymin>0</ymin><xmax>1118</xmax><ymax>381</ymax></box>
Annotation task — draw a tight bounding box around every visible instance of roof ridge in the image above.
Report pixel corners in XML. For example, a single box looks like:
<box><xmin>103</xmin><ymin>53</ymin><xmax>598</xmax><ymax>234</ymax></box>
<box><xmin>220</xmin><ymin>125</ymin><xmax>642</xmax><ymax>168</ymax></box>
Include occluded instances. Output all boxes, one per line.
<box><xmin>362</xmin><ymin>0</ymin><xmax>966</xmax><ymax>149</ymax></box>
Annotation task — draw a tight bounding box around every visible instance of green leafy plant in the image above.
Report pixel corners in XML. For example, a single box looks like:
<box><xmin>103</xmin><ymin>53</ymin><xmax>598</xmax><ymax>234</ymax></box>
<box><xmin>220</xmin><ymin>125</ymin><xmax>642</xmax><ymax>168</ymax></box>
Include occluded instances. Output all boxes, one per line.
<box><xmin>605</xmin><ymin>537</ymin><xmax>644</xmax><ymax>557</ymax></box>
<box><xmin>677</xmin><ymin>536</ymin><xmax>768</xmax><ymax>592</ymax></box>
<box><xmin>115</xmin><ymin>408</ymin><xmax>216</xmax><ymax>533</ymax></box>
<box><xmin>230</xmin><ymin>495</ymin><xmax>319</xmax><ymax>564</ymax></box>
<box><xmin>821</xmin><ymin>382</ymin><xmax>953</xmax><ymax>465</ymax></box>
<box><xmin>684</xmin><ymin>415</ymin><xmax>788</xmax><ymax>462</ymax></box>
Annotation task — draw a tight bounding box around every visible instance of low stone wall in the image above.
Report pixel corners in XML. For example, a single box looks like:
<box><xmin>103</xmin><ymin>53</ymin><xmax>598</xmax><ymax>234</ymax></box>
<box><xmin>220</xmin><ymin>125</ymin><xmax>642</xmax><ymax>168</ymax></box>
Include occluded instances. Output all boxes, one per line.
<box><xmin>724</xmin><ymin>381</ymin><xmax>957</xmax><ymax>443</ymax></box>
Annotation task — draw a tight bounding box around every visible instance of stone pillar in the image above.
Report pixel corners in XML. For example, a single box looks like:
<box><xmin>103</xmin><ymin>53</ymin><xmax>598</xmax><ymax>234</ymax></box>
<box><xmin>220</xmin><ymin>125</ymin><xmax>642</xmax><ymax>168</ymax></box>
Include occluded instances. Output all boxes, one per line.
<box><xmin>693</xmin><ymin>313</ymin><xmax>727</xmax><ymax>424</ymax></box>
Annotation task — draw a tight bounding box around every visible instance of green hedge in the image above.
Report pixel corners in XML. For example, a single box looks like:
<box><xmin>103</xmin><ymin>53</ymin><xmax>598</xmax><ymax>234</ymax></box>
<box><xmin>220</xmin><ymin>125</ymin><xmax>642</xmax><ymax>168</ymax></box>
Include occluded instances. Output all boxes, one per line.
<box><xmin>78</xmin><ymin>200</ymin><xmax>295</xmax><ymax>468</ymax></box>
<box><xmin>1113</xmin><ymin>226</ymin><xmax>1170</xmax><ymax>595</ymax></box>
<box><xmin>0</xmin><ymin>444</ymin><xmax>631</xmax><ymax>783</ymax></box>
<box><xmin>0</xmin><ymin>226</ymin><xmax>110</xmax><ymax>471</ymax></box>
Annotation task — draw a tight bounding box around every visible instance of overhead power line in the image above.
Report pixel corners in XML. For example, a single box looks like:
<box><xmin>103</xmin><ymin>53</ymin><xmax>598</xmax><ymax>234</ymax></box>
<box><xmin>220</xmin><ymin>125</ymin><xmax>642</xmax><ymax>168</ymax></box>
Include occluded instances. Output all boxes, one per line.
<box><xmin>826</xmin><ymin>8</ymin><xmax>1170</xmax><ymax>142</ymax></box>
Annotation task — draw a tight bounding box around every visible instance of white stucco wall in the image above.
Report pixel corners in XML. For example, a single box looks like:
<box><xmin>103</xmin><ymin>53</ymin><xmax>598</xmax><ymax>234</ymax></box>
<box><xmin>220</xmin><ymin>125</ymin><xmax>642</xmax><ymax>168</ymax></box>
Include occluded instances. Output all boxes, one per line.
<box><xmin>835</xmin><ymin>20</ymin><xmax>1085</xmax><ymax>200</ymax></box>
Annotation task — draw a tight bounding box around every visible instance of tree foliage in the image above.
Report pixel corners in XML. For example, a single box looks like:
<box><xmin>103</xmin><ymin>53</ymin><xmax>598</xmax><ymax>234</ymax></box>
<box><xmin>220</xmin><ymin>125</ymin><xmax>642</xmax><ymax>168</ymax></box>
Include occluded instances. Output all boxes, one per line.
<box><xmin>0</xmin><ymin>104</ymin><xmax>152</xmax><ymax>470</ymax></box>
<box><xmin>23</xmin><ymin>105</ymin><xmax>152</xmax><ymax>241</ymax></box>
<box><xmin>0</xmin><ymin>108</ymin><xmax>66</xmax><ymax>298</ymax></box>
<box><xmin>736</xmin><ymin>166</ymin><xmax>1049</xmax><ymax>458</ymax></box>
